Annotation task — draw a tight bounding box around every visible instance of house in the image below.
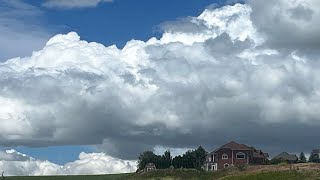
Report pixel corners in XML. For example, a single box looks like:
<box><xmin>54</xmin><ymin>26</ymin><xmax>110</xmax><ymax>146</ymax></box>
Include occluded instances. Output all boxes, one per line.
<box><xmin>144</xmin><ymin>163</ymin><xmax>156</xmax><ymax>172</ymax></box>
<box><xmin>311</xmin><ymin>149</ymin><xmax>320</xmax><ymax>157</ymax></box>
<box><xmin>204</xmin><ymin>141</ymin><xmax>269</xmax><ymax>171</ymax></box>
<box><xmin>252</xmin><ymin>148</ymin><xmax>269</xmax><ymax>164</ymax></box>
<box><xmin>272</xmin><ymin>152</ymin><xmax>298</xmax><ymax>163</ymax></box>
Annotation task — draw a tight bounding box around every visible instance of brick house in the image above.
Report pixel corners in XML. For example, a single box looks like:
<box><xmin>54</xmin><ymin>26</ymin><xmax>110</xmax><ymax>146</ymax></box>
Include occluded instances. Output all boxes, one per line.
<box><xmin>204</xmin><ymin>141</ymin><xmax>269</xmax><ymax>171</ymax></box>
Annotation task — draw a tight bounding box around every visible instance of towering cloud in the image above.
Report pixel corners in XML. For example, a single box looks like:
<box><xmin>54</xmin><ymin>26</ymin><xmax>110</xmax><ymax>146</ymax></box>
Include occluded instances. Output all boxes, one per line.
<box><xmin>0</xmin><ymin>0</ymin><xmax>320</xmax><ymax>164</ymax></box>
<box><xmin>0</xmin><ymin>150</ymin><xmax>136</xmax><ymax>176</ymax></box>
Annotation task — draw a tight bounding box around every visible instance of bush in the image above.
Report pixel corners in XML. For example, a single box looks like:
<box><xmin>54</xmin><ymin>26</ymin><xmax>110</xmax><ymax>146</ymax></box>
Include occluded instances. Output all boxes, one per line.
<box><xmin>270</xmin><ymin>158</ymin><xmax>282</xmax><ymax>165</ymax></box>
<box><xmin>237</xmin><ymin>164</ymin><xmax>247</xmax><ymax>171</ymax></box>
<box><xmin>279</xmin><ymin>161</ymin><xmax>289</xmax><ymax>166</ymax></box>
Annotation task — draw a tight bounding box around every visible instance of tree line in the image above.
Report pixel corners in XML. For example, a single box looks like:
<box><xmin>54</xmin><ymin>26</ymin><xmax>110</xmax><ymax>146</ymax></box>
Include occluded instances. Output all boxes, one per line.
<box><xmin>138</xmin><ymin>149</ymin><xmax>320</xmax><ymax>171</ymax></box>
<box><xmin>297</xmin><ymin>152</ymin><xmax>320</xmax><ymax>163</ymax></box>
<box><xmin>137</xmin><ymin>146</ymin><xmax>207</xmax><ymax>171</ymax></box>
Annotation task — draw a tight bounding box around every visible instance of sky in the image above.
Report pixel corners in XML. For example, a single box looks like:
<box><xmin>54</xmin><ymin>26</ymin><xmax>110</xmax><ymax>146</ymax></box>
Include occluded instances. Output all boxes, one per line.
<box><xmin>0</xmin><ymin>0</ymin><xmax>320</xmax><ymax>176</ymax></box>
<box><xmin>0</xmin><ymin>0</ymin><xmax>232</xmax><ymax>61</ymax></box>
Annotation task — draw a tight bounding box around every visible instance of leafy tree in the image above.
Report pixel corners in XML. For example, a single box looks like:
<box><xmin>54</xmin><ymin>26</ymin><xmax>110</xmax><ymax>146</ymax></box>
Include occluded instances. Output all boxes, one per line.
<box><xmin>137</xmin><ymin>151</ymin><xmax>156</xmax><ymax>170</ymax></box>
<box><xmin>299</xmin><ymin>152</ymin><xmax>307</xmax><ymax>163</ymax></box>
<box><xmin>138</xmin><ymin>146</ymin><xmax>207</xmax><ymax>170</ymax></box>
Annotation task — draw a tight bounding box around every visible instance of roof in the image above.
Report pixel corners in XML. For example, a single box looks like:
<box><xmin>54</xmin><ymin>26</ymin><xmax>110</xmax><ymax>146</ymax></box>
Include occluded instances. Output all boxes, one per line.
<box><xmin>216</xmin><ymin>141</ymin><xmax>252</xmax><ymax>151</ymax></box>
<box><xmin>252</xmin><ymin>149</ymin><xmax>269</xmax><ymax>158</ymax></box>
<box><xmin>145</xmin><ymin>163</ymin><xmax>156</xmax><ymax>168</ymax></box>
<box><xmin>312</xmin><ymin>149</ymin><xmax>320</xmax><ymax>154</ymax></box>
<box><xmin>272</xmin><ymin>152</ymin><xmax>298</xmax><ymax>161</ymax></box>
<box><xmin>253</xmin><ymin>150</ymin><xmax>264</xmax><ymax>158</ymax></box>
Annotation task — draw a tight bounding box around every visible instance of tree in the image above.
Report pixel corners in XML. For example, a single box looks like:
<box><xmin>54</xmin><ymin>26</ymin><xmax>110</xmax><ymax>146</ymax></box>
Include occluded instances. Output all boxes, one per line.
<box><xmin>138</xmin><ymin>146</ymin><xmax>208</xmax><ymax>170</ymax></box>
<box><xmin>194</xmin><ymin>146</ymin><xmax>207</xmax><ymax>170</ymax></box>
<box><xmin>172</xmin><ymin>155</ymin><xmax>183</xmax><ymax>168</ymax></box>
<box><xmin>137</xmin><ymin>151</ymin><xmax>156</xmax><ymax>171</ymax></box>
<box><xmin>309</xmin><ymin>153</ymin><xmax>320</xmax><ymax>163</ymax></box>
<box><xmin>270</xmin><ymin>158</ymin><xmax>282</xmax><ymax>165</ymax></box>
<box><xmin>299</xmin><ymin>152</ymin><xmax>306</xmax><ymax>163</ymax></box>
<box><xmin>163</xmin><ymin>150</ymin><xmax>172</xmax><ymax>168</ymax></box>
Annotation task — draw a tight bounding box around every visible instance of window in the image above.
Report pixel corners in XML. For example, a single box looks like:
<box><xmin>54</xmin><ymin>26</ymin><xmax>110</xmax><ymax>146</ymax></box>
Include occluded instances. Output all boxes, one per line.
<box><xmin>222</xmin><ymin>154</ymin><xmax>228</xmax><ymax>159</ymax></box>
<box><xmin>224</xmin><ymin>163</ymin><xmax>229</xmax><ymax>168</ymax></box>
<box><xmin>236</xmin><ymin>152</ymin><xmax>246</xmax><ymax>159</ymax></box>
<box><xmin>211</xmin><ymin>154</ymin><xmax>214</xmax><ymax>162</ymax></box>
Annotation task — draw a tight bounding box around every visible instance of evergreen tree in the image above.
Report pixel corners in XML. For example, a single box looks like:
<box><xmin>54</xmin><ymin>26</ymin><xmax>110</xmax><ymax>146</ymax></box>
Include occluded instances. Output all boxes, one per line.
<box><xmin>194</xmin><ymin>146</ymin><xmax>207</xmax><ymax>170</ymax></box>
<box><xmin>309</xmin><ymin>153</ymin><xmax>320</xmax><ymax>163</ymax></box>
<box><xmin>299</xmin><ymin>152</ymin><xmax>306</xmax><ymax>163</ymax></box>
<box><xmin>163</xmin><ymin>150</ymin><xmax>172</xmax><ymax>168</ymax></box>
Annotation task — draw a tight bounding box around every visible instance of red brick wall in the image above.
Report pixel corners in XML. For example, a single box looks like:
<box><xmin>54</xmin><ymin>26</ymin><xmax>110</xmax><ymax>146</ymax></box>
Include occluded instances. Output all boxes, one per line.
<box><xmin>233</xmin><ymin>150</ymin><xmax>250</xmax><ymax>166</ymax></box>
<box><xmin>215</xmin><ymin>149</ymin><xmax>251</xmax><ymax>170</ymax></box>
<box><xmin>215</xmin><ymin>149</ymin><xmax>233</xmax><ymax>170</ymax></box>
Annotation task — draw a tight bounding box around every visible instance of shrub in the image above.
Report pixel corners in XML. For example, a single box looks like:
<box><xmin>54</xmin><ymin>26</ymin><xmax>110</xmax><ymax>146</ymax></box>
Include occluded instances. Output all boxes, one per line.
<box><xmin>270</xmin><ymin>158</ymin><xmax>282</xmax><ymax>165</ymax></box>
<box><xmin>237</xmin><ymin>164</ymin><xmax>247</xmax><ymax>171</ymax></box>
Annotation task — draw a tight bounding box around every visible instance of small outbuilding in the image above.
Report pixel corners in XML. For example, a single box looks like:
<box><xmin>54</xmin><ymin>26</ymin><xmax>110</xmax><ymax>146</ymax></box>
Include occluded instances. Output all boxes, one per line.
<box><xmin>144</xmin><ymin>163</ymin><xmax>156</xmax><ymax>172</ymax></box>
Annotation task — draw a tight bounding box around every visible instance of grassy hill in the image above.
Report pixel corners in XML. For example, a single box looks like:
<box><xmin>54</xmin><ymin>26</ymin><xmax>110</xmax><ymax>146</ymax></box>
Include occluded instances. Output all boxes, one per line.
<box><xmin>5</xmin><ymin>163</ymin><xmax>320</xmax><ymax>180</ymax></box>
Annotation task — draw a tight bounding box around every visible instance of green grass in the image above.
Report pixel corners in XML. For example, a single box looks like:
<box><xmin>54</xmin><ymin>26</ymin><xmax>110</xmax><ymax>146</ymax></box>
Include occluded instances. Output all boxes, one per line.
<box><xmin>3</xmin><ymin>170</ymin><xmax>219</xmax><ymax>180</ymax></box>
<box><xmin>4</xmin><ymin>169</ymin><xmax>320</xmax><ymax>180</ymax></box>
<box><xmin>222</xmin><ymin>170</ymin><xmax>319</xmax><ymax>180</ymax></box>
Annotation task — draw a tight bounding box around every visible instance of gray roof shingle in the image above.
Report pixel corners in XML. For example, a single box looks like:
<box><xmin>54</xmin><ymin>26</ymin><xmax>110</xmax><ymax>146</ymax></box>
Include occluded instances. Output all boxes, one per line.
<box><xmin>272</xmin><ymin>152</ymin><xmax>298</xmax><ymax>161</ymax></box>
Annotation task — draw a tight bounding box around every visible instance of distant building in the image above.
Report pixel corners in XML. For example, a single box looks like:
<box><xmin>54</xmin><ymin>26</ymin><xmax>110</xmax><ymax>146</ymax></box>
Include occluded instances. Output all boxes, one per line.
<box><xmin>145</xmin><ymin>163</ymin><xmax>156</xmax><ymax>172</ymax></box>
<box><xmin>252</xmin><ymin>148</ymin><xmax>269</xmax><ymax>164</ymax></box>
<box><xmin>204</xmin><ymin>141</ymin><xmax>269</xmax><ymax>171</ymax></box>
<box><xmin>311</xmin><ymin>149</ymin><xmax>320</xmax><ymax>157</ymax></box>
<box><xmin>272</xmin><ymin>152</ymin><xmax>298</xmax><ymax>163</ymax></box>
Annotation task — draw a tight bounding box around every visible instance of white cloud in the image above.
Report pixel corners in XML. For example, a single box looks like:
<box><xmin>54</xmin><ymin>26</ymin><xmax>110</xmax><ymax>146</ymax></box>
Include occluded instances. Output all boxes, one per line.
<box><xmin>43</xmin><ymin>0</ymin><xmax>113</xmax><ymax>9</ymax></box>
<box><xmin>62</xmin><ymin>152</ymin><xmax>136</xmax><ymax>175</ymax></box>
<box><xmin>249</xmin><ymin>0</ymin><xmax>320</xmax><ymax>50</ymax></box>
<box><xmin>159</xmin><ymin>4</ymin><xmax>262</xmax><ymax>45</ymax></box>
<box><xmin>0</xmin><ymin>149</ymin><xmax>33</xmax><ymax>161</ymax></box>
<box><xmin>0</xmin><ymin>1</ymin><xmax>320</xmax><ymax>160</ymax></box>
<box><xmin>154</xmin><ymin>146</ymin><xmax>190</xmax><ymax>157</ymax></box>
<box><xmin>0</xmin><ymin>150</ymin><xmax>136</xmax><ymax>176</ymax></box>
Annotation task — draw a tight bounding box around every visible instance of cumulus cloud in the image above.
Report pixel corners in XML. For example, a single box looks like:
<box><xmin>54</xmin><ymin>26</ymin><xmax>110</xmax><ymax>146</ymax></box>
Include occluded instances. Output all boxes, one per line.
<box><xmin>249</xmin><ymin>0</ymin><xmax>320</xmax><ymax>50</ymax></box>
<box><xmin>0</xmin><ymin>150</ymin><xmax>136</xmax><ymax>176</ymax></box>
<box><xmin>1</xmin><ymin>0</ymin><xmax>320</xmax><ymax>161</ymax></box>
<box><xmin>42</xmin><ymin>0</ymin><xmax>113</xmax><ymax>9</ymax></box>
<box><xmin>0</xmin><ymin>149</ymin><xmax>33</xmax><ymax>161</ymax></box>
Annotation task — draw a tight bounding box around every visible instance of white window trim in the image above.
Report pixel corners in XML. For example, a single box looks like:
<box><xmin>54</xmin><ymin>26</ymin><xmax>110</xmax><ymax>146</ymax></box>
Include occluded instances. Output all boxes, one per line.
<box><xmin>222</xmin><ymin>153</ymin><xmax>228</xmax><ymax>159</ymax></box>
<box><xmin>224</xmin><ymin>163</ymin><xmax>229</xmax><ymax>168</ymax></box>
<box><xmin>212</xmin><ymin>164</ymin><xmax>217</xmax><ymax>171</ymax></box>
<box><xmin>236</xmin><ymin>152</ymin><xmax>246</xmax><ymax>159</ymax></box>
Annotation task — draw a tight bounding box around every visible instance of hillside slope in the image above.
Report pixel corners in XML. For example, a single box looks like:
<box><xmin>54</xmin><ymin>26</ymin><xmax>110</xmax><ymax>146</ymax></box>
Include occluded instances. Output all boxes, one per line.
<box><xmin>5</xmin><ymin>163</ymin><xmax>320</xmax><ymax>180</ymax></box>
